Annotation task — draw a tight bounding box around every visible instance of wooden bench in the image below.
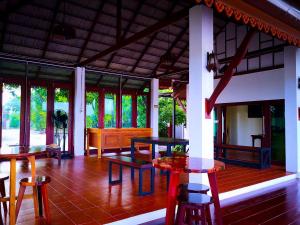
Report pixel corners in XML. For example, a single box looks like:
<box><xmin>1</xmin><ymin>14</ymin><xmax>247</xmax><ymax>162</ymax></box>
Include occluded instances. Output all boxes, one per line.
<box><xmin>105</xmin><ymin>155</ymin><xmax>154</xmax><ymax>196</ymax></box>
<box><xmin>86</xmin><ymin>128</ymin><xmax>152</xmax><ymax>158</ymax></box>
<box><xmin>214</xmin><ymin>144</ymin><xmax>271</xmax><ymax>169</ymax></box>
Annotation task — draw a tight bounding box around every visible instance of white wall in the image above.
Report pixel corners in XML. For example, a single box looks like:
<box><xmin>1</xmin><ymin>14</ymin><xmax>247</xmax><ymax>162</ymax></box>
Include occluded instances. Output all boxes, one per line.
<box><xmin>215</xmin><ymin>68</ymin><xmax>284</xmax><ymax>104</ymax></box>
<box><xmin>226</xmin><ymin>106</ymin><xmax>262</xmax><ymax>146</ymax></box>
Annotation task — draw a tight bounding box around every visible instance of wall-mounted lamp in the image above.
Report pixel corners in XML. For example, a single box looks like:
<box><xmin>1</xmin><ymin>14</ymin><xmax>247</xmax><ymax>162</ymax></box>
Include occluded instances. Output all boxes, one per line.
<box><xmin>206</xmin><ymin>51</ymin><xmax>217</xmax><ymax>72</ymax></box>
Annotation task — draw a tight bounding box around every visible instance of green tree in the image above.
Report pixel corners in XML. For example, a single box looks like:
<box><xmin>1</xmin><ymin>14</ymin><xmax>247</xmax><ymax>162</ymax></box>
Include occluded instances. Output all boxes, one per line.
<box><xmin>86</xmin><ymin>92</ymin><xmax>99</xmax><ymax>128</ymax></box>
<box><xmin>159</xmin><ymin>96</ymin><xmax>186</xmax><ymax>137</ymax></box>
<box><xmin>122</xmin><ymin>95</ymin><xmax>132</xmax><ymax>127</ymax></box>
<box><xmin>137</xmin><ymin>95</ymin><xmax>147</xmax><ymax>128</ymax></box>
<box><xmin>30</xmin><ymin>87</ymin><xmax>47</xmax><ymax>131</ymax></box>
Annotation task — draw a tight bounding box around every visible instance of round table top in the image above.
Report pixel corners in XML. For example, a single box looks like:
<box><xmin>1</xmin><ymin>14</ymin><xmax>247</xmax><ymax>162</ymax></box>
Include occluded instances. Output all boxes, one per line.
<box><xmin>152</xmin><ymin>156</ymin><xmax>225</xmax><ymax>173</ymax></box>
<box><xmin>0</xmin><ymin>145</ymin><xmax>49</xmax><ymax>159</ymax></box>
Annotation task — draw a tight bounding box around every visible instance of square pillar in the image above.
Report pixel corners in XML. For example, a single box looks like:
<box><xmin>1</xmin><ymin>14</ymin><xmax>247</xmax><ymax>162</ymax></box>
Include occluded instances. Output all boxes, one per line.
<box><xmin>284</xmin><ymin>46</ymin><xmax>300</xmax><ymax>175</ymax></box>
<box><xmin>188</xmin><ymin>5</ymin><xmax>214</xmax><ymax>182</ymax></box>
<box><xmin>74</xmin><ymin>67</ymin><xmax>85</xmax><ymax>156</ymax></box>
<box><xmin>150</xmin><ymin>78</ymin><xmax>159</xmax><ymax>137</ymax></box>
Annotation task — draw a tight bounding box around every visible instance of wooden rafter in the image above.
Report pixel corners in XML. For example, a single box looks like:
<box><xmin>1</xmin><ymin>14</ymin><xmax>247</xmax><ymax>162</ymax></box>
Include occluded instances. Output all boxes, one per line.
<box><xmin>116</xmin><ymin>0</ymin><xmax>122</xmax><ymax>44</ymax></box>
<box><xmin>78</xmin><ymin>4</ymin><xmax>189</xmax><ymax>66</ymax></box>
<box><xmin>152</xmin><ymin>24</ymin><xmax>188</xmax><ymax>76</ymax></box>
<box><xmin>0</xmin><ymin>0</ymin><xmax>34</xmax><ymax>51</ymax></box>
<box><xmin>130</xmin><ymin>0</ymin><xmax>179</xmax><ymax>73</ymax></box>
<box><xmin>105</xmin><ymin>0</ymin><xmax>145</xmax><ymax>69</ymax></box>
<box><xmin>206</xmin><ymin>29</ymin><xmax>256</xmax><ymax>117</ymax></box>
<box><xmin>77</xmin><ymin>1</ymin><xmax>106</xmax><ymax>64</ymax></box>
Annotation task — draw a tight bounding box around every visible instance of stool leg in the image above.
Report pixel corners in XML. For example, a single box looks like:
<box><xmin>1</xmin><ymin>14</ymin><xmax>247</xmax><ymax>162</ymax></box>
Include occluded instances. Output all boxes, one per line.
<box><xmin>41</xmin><ymin>184</ymin><xmax>51</xmax><ymax>224</ymax></box>
<box><xmin>15</xmin><ymin>185</ymin><xmax>26</xmax><ymax>221</ymax></box>
<box><xmin>200</xmin><ymin>206</ymin><xmax>206</xmax><ymax>225</ymax></box>
<box><xmin>0</xmin><ymin>180</ymin><xmax>7</xmax><ymax>219</ymax></box>
<box><xmin>206</xmin><ymin>205</ymin><xmax>212</xmax><ymax>225</ymax></box>
<box><xmin>37</xmin><ymin>186</ymin><xmax>43</xmax><ymax>216</ymax></box>
<box><xmin>32</xmin><ymin>186</ymin><xmax>39</xmax><ymax>217</ymax></box>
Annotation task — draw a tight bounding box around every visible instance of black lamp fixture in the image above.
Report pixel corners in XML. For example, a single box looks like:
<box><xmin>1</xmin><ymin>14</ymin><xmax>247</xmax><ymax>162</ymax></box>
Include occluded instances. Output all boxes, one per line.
<box><xmin>52</xmin><ymin>0</ymin><xmax>76</xmax><ymax>40</ymax></box>
<box><xmin>160</xmin><ymin>25</ymin><xmax>176</xmax><ymax>66</ymax></box>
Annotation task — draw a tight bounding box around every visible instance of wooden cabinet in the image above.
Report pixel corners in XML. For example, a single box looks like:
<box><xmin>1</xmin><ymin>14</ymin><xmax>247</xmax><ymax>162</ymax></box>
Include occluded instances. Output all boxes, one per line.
<box><xmin>86</xmin><ymin>128</ymin><xmax>152</xmax><ymax>158</ymax></box>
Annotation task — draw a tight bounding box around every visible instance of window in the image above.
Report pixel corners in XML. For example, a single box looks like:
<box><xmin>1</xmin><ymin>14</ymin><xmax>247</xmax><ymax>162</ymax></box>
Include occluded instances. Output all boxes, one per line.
<box><xmin>122</xmin><ymin>95</ymin><xmax>132</xmax><ymax>128</ymax></box>
<box><xmin>86</xmin><ymin>91</ymin><xmax>99</xmax><ymax>128</ymax></box>
<box><xmin>30</xmin><ymin>86</ymin><xmax>47</xmax><ymax>146</ymax></box>
<box><xmin>2</xmin><ymin>83</ymin><xmax>21</xmax><ymax>147</ymax></box>
<box><xmin>104</xmin><ymin>93</ymin><xmax>116</xmax><ymax>128</ymax></box>
<box><xmin>137</xmin><ymin>95</ymin><xmax>147</xmax><ymax>128</ymax></box>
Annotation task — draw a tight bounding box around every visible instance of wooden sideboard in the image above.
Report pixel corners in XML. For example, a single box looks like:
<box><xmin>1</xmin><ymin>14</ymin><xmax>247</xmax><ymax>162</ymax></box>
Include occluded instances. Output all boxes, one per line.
<box><xmin>86</xmin><ymin>128</ymin><xmax>152</xmax><ymax>158</ymax></box>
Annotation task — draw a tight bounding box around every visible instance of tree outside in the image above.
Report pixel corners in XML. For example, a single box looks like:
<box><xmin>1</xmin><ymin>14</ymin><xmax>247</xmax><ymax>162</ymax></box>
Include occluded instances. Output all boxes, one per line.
<box><xmin>137</xmin><ymin>95</ymin><xmax>147</xmax><ymax>128</ymax></box>
<box><xmin>86</xmin><ymin>91</ymin><xmax>99</xmax><ymax>128</ymax></box>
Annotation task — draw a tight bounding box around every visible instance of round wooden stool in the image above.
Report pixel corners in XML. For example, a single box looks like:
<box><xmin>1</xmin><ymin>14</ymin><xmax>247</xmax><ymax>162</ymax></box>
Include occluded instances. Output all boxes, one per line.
<box><xmin>176</xmin><ymin>193</ymin><xmax>213</xmax><ymax>225</ymax></box>
<box><xmin>179</xmin><ymin>183</ymin><xmax>210</xmax><ymax>194</ymax></box>
<box><xmin>15</xmin><ymin>176</ymin><xmax>51</xmax><ymax>224</ymax></box>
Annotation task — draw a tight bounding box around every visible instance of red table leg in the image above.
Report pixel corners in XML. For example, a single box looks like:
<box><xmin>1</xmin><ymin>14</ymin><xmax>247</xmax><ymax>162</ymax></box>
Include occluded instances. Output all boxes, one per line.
<box><xmin>165</xmin><ymin>171</ymin><xmax>180</xmax><ymax>225</ymax></box>
<box><xmin>208</xmin><ymin>171</ymin><xmax>223</xmax><ymax>225</ymax></box>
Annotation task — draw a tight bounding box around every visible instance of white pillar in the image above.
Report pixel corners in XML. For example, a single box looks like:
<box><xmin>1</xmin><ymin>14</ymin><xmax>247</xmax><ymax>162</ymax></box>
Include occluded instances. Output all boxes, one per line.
<box><xmin>150</xmin><ymin>78</ymin><xmax>159</xmax><ymax>137</ymax></box>
<box><xmin>188</xmin><ymin>5</ymin><xmax>214</xmax><ymax>182</ymax></box>
<box><xmin>73</xmin><ymin>67</ymin><xmax>85</xmax><ymax>156</ymax></box>
<box><xmin>284</xmin><ymin>46</ymin><xmax>300</xmax><ymax>175</ymax></box>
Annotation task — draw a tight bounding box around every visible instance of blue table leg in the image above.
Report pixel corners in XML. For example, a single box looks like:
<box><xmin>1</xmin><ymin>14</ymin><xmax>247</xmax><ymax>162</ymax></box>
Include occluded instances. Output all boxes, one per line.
<box><xmin>166</xmin><ymin>144</ymin><xmax>172</xmax><ymax>156</ymax></box>
<box><xmin>152</xmin><ymin>143</ymin><xmax>155</xmax><ymax>159</ymax></box>
<box><xmin>131</xmin><ymin>140</ymin><xmax>135</xmax><ymax>180</ymax></box>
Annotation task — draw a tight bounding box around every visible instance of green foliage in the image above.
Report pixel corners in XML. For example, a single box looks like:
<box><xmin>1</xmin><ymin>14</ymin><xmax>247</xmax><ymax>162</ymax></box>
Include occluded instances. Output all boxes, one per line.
<box><xmin>122</xmin><ymin>95</ymin><xmax>132</xmax><ymax>127</ymax></box>
<box><xmin>30</xmin><ymin>87</ymin><xmax>47</xmax><ymax>131</ymax></box>
<box><xmin>86</xmin><ymin>92</ymin><xmax>99</xmax><ymax>128</ymax></box>
<box><xmin>104</xmin><ymin>93</ymin><xmax>116</xmax><ymax>128</ymax></box>
<box><xmin>55</xmin><ymin>88</ymin><xmax>69</xmax><ymax>102</ymax></box>
<box><xmin>159</xmin><ymin>96</ymin><xmax>186</xmax><ymax>137</ymax></box>
<box><xmin>9</xmin><ymin>113</ymin><xmax>20</xmax><ymax>128</ymax></box>
<box><xmin>137</xmin><ymin>95</ymin><xmax>147</xmax><ymax>128</ymax></box>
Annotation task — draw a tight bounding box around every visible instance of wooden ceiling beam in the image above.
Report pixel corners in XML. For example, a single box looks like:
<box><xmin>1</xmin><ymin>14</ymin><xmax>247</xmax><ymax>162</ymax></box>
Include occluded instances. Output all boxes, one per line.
<box><xmin>152</xmin><ymin>24</ymin><xmax>188</xmax><ymax>76</ymax></box>
<box><xmin>130</xmin><ymin>0</ymin><xmax>179</xmax><ymax>73</ymax></box>
<box><xmin>77</xmin><ymin>1</ymin><xmax>106</xmax><ymax>64</ymax></box>
<box><xmin>0</xmin><ymin>0</ymin><xmax>34</xmax><ymax>51</ymax></box>
<box><xmin>105</xmin><ymin>0</ymin><xmax>145</xmax><ymax>69</ymax></box>
<box><xmin>116</xmin><ymin>0</ymin><xmax>122</xmax><ymax>44</ymax></box>
<box><xmin>78</xmin><ymin>5</ymin><xmax>189</xmax><ymax>67</ymax></box>
<box><xmin>35</xmin><ymin>0</ymin><xmax>62</xmax><ymax>79</ymax></box>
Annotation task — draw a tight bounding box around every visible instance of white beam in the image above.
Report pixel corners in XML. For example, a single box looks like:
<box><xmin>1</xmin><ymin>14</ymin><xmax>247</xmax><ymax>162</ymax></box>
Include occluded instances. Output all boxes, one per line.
<box><xmin>188</xmin><ymin>5</ymin><xmax>214</xmax><ymax>182</ymax></box>
<box><xmin>284</xmin><ymin>46</ymin><xmax>300</xmax><ymax>175</ymax></box>
<box><xmin>74</xmin><ymin>67</ymin><xmax>86</xmax><ymax>156</ymax></box>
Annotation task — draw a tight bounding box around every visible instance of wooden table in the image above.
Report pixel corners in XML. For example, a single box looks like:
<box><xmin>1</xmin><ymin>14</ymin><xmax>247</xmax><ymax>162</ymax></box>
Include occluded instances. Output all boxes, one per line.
<box><xmin>130</xmin><ymin>137</ymin><xmax>189</xmax><ymax>160</ymax></box>
<box><xmin>0</xmin><ymin>145</ymin><xmax>48</xmax><ymax>225</ymax></box>
<box><xmin>153</xmin><ymin>156</ymin><xmax>225</xmax><ymax>225</ymax></box>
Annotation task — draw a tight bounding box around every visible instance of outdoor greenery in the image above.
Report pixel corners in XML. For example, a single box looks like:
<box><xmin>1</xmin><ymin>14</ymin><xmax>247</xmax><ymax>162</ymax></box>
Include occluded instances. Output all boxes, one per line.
<box><xmin>104</xmin><ymin>93</ymin><xmax>117</xmax><ymax>127</ymax></box>
<box><xmin>159</xmin><ymin>90</ymin><xmax>186</xmax><ymax>137</ymax></box>
<box><xmin>30</xmin><ymin>87</ymin><xmax>47</xmax><ymax>131</ymax></box>
<box><xmin>86</xmin><ymin>92</ymin><xmax>99</xmax><ymax>128</ymax></box>
<box><xmin>3</xmin><ymin>84</ymin><xmax>21</xmax><ymax>128</ymax></box>
<box><xmin>122</xmin><ymin>95</ymin><xmax>132</xmax><ymax>128</ymax></box>
<box><xmin>137</xmin><ymin>95</ymin><xmax>147</xmax><ymax>128</ymax></box>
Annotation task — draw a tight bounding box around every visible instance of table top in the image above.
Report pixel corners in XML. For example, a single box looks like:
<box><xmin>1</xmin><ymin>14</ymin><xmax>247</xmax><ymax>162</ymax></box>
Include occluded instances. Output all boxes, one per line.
<box><xmin>0</xmin><ymin>145</ymin><xmax>57</xmax><ymax>159</ymax></box>
<box><xmin>152</xmin><ymin>156</ymin><xmax>225</xmax><ymax>173</ymax></box>
<box><xmin>131</xmin><ymin>137</ymin><xmax>189</xmax><ymax>145</ymax></box>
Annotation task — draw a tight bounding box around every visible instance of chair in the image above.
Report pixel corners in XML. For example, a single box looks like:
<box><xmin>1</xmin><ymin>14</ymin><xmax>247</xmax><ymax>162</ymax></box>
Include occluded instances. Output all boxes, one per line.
<box><xmin>16</xmin><ymin>176</ymin><xmax>51</xmax><ymax>224</ymax></box>
<box><xmin>0</xmin><ymin>176</ymin><xmax>9</xmax><ymax>225</ymax></box>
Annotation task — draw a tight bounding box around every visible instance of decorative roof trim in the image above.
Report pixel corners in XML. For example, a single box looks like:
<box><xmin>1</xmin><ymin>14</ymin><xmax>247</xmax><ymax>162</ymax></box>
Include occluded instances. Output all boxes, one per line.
<box><xmin>196</xmin><ymin>0</ymin><xmax>300</xmax><ymax>47</ymax></box>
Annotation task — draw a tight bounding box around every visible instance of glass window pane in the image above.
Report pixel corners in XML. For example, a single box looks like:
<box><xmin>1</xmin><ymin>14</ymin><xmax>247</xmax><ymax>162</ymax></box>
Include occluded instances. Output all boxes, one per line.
<box><xmin>104</xmin><ymin>93</ymin><xmax>116</xmax><ymax>128</ymax></box>
<box><xmin>30</xmin><ymin>87</ymin><xmax>47</xmax><ymax>146</ymax></box>
<box><xmin>137</xmin><ymin>95</ymin><xmax>147</xmax><ymax>128</ymax></box>
<box><xmin>122</xmin><ymin>95</ymin><xmax>132</xmax><ymax>128</ymax></box>
<box><xmin>54</xmin><ymin>88</ymin><xmax>69</xmax><ymax>151</ymax></box>
<box><xmin>2</xmin><ymin>83</ymin><xmax>21</xmax><ymax>147</ymax></box>
<box><xmin>86</xmin><ymin>91</ymin><xmax>99</xmax><ymax>128</ymax></box>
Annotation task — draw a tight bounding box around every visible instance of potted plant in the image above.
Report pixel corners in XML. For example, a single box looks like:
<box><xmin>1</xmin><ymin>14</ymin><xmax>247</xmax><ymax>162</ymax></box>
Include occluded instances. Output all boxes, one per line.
<box><xmin>172</xmin><ymin>145</ymin><xmax>189</xmax><ymax>156</ymax></box>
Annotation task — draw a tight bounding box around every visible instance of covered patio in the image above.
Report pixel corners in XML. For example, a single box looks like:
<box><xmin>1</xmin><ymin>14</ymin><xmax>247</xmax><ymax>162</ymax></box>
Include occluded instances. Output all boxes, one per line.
<box><xmin>0</xmin><ymin>0</ymin><xmax>299</xmax><ymax>224</ymax></box>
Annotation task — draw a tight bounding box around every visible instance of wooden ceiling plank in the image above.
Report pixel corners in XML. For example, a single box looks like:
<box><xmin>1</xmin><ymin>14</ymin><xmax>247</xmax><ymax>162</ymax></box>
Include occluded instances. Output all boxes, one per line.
<box><xmin>78</xmin><ymin>4</ymin><xmax>189</xmax><ymax>67</ymax></box>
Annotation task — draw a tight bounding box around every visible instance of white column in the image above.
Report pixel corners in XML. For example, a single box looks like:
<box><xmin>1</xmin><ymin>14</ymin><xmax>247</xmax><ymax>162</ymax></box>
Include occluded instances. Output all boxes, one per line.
<box><xmin>73</xmin><ymin>67</ymin><xmax>85</xmax><ymax>156</ymax></box>
<box><xmin>150</xmin><ymin>78</ymin><xmax>159</xmax><ymax>137</ymax></box>
<box><xmin>188</xmin><ymin>5</ymin><xmax>214</xmax><ymax>182</ymax></box>
<box><xmin>284</xmin><ymin>46</ymin><xmax>300</xmax><ymax>175</ymax></box>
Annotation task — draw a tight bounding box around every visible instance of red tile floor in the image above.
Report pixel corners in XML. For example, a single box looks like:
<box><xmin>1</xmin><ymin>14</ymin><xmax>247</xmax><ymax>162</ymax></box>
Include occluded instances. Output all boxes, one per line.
<box><xmin>0</xmin><ymin>155</ymin><xmax>289</xmax><ymax>225</ymax></box>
